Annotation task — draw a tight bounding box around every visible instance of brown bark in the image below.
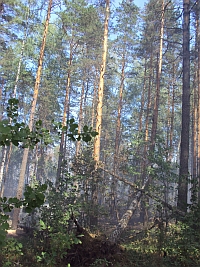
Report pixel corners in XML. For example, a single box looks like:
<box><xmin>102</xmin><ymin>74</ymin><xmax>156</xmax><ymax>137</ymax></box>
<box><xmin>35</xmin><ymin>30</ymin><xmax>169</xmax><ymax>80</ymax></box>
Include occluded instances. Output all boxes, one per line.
<box><xmin>177</xmin><ymin>0</ymin><xmax>190</xmax><ymax>212</ymax></box>
<box><xmin>12</xmin><ymin>0</ymin><xmax>52</xmax><ymax>229</ymax></box>
<box><xmin>93</xmin><ymin>0</ymin><xmax>110</xmax><ymax>163</ymax></box>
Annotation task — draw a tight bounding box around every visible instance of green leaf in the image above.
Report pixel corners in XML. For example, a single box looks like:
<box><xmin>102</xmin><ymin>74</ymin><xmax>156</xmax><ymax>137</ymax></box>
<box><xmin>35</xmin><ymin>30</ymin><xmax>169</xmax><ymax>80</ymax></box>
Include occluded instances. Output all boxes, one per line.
<box><xmin>83</xmin><ymin>125</ymin><xmax>88</xmax><ymax>132</ymax></box>
<box><xmin>91</xmin><ymin>131</ymin><xmax>98</xmax><ymax>137</ymax></box>
<box><xmin>82</xmin><ymin>134</ymin><xmax>92</xmax><ymax>142</ymax></box>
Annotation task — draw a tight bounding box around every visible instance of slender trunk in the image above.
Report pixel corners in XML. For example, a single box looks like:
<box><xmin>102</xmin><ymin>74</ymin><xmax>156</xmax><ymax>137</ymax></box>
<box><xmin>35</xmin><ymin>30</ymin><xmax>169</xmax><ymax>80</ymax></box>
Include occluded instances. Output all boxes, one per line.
<box><xmin>0</xmin><ymin>147</ymin><xmax>6</xmax><ymax>190</ymax></box>
<box><xmin>0</xmin><ymin>145</ymin><xmax>12</xmax><ymax>197</ymax></box>
<box><xmin>139</xmin><ymin>58</ymin><xmax>147</xmax><ymax>132</ymax></box>
<box><xmin>0</xmin><ymin>18</ymin><xmax>27</xmax><ymax>193</ymax></box>
<box><xmin>177</xmin><ymin>0</ymin><xmax>190</xmax><ymax>212</ymax></box>
<box><xmin>141</xmin><ymin>52</ymin><xmax>153</xmax><ymax>182</ymax></box>
<box><xmin>12</xmin><ymin>0</ymin><xmax>52</xmax><ymax>229</ymax></box>
<box><xmin>168</xmin><ymin>63</ymin><xmax>176</xmax><ymax>161</ymax></box>
<box><xmin>197</xmin><ymin>0</ymin><xmax>200</xmax><ymax>201</ymax></box>
<box><xmin>111</xmin><ymin>52</ymin><xmax>125</xmax><ymax>217</ymax></box>
<box><xmin>91</xmin><ymin>69</ymin><xmax>99</xmax><ymax>128</ymax></box>
<box><xmin>76</xmin><ymin>77</ymin><xmax>85</xmax><ymax>157</ymax></box>
<box><xmin>56</xmin><ymin>44</ymin><xmax>73</xmax><ymax>185</ymax></box>
<box><xmin>150</xmin><ymin>0</ymin><xmax>165</xmax><ymax>149</ymax></box>
<box><xmin>93</xmin><ymin>0</ymin><xmax>110</xmax><ymax>163</ymax></box>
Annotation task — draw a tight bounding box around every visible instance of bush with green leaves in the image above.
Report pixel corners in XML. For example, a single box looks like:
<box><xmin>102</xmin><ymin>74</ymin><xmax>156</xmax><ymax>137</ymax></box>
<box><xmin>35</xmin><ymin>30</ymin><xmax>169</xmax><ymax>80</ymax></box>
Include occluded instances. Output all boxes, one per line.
<box><xmin>0</xmin><ymin>183</ymin><xmax>47</xmax><ymax>247</ymax></box>
<box><xmin>0</xmin><ymin>238</ymin><xmax>23</xmax><ymax>267</ymax></box>
<box><xmin>0</xmin><ymin>98</ymin><xmax>52</xmax><ymax>148</ymax></box>
<box><xmin>162</xmin><ymin>206</ymin><xmax>200</xmax><ymax>266</ymax></box>
<box><xmin>29</xmin><ymin>177</ymin><xmax>84</xmax><ymax>265</ymax></box>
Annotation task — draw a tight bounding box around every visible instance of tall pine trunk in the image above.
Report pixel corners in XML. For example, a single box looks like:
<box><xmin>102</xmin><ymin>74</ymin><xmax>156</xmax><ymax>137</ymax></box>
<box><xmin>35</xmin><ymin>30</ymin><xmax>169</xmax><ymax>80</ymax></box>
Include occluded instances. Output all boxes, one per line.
<box><xmin>93</xmin><ymin>0</ymin><xmax>110</xmax><ymax>163</ymax></box>
<box><xmin>12</xmin><ymin>0</ymin><xmax>52</xmax><ymax>229</ymax></box>
<box><xmin>150</xmin><ymin>0</ymin><xmax>165</xmax><ymax>149</ymax></box>
<box><xmin>177</xmin><ymin>0</ymin><xmax>190</xmax><ymax>213</ymax></box>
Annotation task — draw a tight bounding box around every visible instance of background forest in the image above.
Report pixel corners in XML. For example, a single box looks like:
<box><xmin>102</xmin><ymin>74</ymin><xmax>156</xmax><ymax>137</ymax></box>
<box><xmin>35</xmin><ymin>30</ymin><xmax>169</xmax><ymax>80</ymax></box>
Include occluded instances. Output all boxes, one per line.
<box><xmin>0</xmin><ymin>0</ymin><xmax>200</xmax><ymax>266</ymax></box>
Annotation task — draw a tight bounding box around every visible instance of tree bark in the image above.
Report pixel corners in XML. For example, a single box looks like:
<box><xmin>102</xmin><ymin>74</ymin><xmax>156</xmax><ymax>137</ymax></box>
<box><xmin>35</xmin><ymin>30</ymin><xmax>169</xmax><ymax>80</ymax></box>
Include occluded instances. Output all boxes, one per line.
<box><xmin>93</xmin><ymin>0</ymin><xmax>110</xmax><ymax>163</ymax></box>
<box><xmin>177</xmin><ymin>0</ymin><xmax>190</xmax><ymax>213</ymax></box>
<box><xmin>12</xmin><ymin>0</ymin><xmax>52</xmax><ymax>229</ymax></box>
<box><xmin>150</xmin><ymin>0</ymin><xmax>165</xmax><ymax>150</ymax></box>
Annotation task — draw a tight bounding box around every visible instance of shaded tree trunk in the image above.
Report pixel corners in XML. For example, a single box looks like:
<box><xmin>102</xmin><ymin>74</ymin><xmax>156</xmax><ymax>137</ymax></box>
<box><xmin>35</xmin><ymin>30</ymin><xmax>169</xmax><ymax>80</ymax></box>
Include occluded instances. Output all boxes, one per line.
<box><xmin>150</xmin><ymin>0</ymin><xmax>165</xmax><ymax>149</ymax></box>
<box><xmin>76</xmin><ymin>75</ymin><xmax>85</xmax><ymax>157</ymax></box>
<box><xmin>177</xmin><ymin>0</ymin><xmax>190</xmax><ymax>213</ymax></box>
<box><xmin>197</xmin><ymin>0</ymin><xmax>200</xmax><ymax>202</ymax></box>
<box><xmin>0</xmin><ymin>36</ymin><xmax>26</xmax><ymax>193</ymax></box>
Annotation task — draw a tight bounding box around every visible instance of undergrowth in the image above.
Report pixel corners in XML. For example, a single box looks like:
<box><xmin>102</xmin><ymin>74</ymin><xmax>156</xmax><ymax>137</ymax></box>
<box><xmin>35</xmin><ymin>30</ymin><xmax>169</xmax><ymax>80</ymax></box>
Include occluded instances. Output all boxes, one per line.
<box><xmin>1</xmin><ymin>217</ymin><xmax>200</xmax><ymax>267</ymax></box>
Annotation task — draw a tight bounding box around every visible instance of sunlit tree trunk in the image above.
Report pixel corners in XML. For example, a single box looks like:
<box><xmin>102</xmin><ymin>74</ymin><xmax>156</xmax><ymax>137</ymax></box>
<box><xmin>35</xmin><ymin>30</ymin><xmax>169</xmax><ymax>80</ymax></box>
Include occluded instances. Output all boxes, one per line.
<box><xmin>93</xmin><ymin>0</ymin><xmax>110</xmax><ymax>163</ymax></box>
<box><xmin>177</xmin><ymin>0</ymin><xmax>190</xmax><ymax>212</ymax></box>
<box><xmin>90</xmin><ymin>0</ymin><xmax>110</xmax><ymax>228</ymax></box>
<box><xmin>12</xmin><ymin>0</ymin><xmax>52</xmax><ymax>229</ymax></box>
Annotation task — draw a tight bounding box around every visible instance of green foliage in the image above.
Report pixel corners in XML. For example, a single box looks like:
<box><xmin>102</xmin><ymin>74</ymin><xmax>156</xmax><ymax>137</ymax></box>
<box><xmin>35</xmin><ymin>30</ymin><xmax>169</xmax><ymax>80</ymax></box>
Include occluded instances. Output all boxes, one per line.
<box><xmin>0</xmin><ymin>184</ymin><xmax>47</xmax><ymax>247</ymax></box>
<box><xmin>30</xmin><ymin>179</ymin><xmax>83</xmax><ymax>265</ymax></box>
<box><xmin>0</xmin><ymin>238</ymin><xmax>23</xmax><ymax>267</ymax></box>
<box><xmin>52</xmin><ymin>118</ymin><xmax>98</xmax><ymax>142</ymax></box>
<box><xmin>0</xmin><ymin>99</ymin><xmax>52</xmax><ymax>148</ymax></box>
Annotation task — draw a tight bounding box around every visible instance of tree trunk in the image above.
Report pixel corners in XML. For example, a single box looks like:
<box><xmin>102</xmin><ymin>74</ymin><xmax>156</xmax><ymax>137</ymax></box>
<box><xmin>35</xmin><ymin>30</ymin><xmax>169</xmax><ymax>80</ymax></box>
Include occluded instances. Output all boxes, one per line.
<box><xmin>12</xmin><ymin>0</ymin><xmax>52</xmax><ymax>229</ymax></box>
<box><xmin>177</xmin><ymin>0</ymin><xmax>190</xmax><ymax>213</ymax></box>
<box><xmin>104</xmin><ymin>169</ymin><xmax>185</xmax><ymax>243</ymax></box>
<box><xmin>150</xmin><ymin>0</ymin><xmax>165</xmax><ymax>149</ymax></box>
<box><xmin>139</xmin><ymin>57</ymin><xmax>147</xmax><ymax>132</ymax></box>
<box><xmin>76</xmin><ymin>76</ymin><xmax>85</xmax><ymax>157</ymax></box>
<box><xmin>111</xmin><ymin>52</ymin><xmax>125</xmax><ymax>216</ymax></box>
<box><xmin>168</xmin><ymin>63</ymin><xmax>176</xmax><ymax>161</ymax></box>
<box><xmin>0</xmin><ymin>34</ymin><xmax>26</xmax><ymax>193</ymax></box>
<box><xmin>197</xmin><ymin>0</ymin><xmax>200</xmax><ymax>202</ymax></box>
<box><xmin>93</xmin><ymin>0</ymin><xmax>110</xmax><ymax>163</ymax></box>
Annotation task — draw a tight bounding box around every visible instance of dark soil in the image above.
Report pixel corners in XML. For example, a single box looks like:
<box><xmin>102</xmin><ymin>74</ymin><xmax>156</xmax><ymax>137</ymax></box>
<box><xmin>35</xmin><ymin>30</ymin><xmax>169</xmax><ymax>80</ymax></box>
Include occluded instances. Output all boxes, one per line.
<box><xmin>65</xmin><ymin>229</ymin><xmax>129</xmax><ymax>267</ymax></box>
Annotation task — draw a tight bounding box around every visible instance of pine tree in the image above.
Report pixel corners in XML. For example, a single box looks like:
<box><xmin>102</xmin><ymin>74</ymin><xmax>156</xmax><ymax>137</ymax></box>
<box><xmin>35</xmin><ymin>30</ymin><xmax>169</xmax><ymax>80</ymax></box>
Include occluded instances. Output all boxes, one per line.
<box><xmin>177</xmin><ymin>0</ymin><xmax>190</xmax><ymax>213</ymax></box>
<box><xmin>12</xmin><ymin>0</ymin><xmax>53</xmax><ymax>229</ymax></box>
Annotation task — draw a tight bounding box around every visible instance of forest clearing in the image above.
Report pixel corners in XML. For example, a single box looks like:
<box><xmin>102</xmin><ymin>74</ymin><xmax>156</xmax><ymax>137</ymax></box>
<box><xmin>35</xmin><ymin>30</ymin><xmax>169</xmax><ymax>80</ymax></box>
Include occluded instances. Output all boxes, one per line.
<box><xmin>1</xmin><ymin>0</ymin><xmax>200</xmax><ymax>266</ymax></box>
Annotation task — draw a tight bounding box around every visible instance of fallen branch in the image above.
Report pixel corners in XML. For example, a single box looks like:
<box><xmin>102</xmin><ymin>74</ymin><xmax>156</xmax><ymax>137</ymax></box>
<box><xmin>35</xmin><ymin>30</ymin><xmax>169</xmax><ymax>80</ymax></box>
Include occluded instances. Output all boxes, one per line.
<box><xmin>102</xmin><ymin>168</ymin><xmax>185</xmax><ymax>217</ymax></box>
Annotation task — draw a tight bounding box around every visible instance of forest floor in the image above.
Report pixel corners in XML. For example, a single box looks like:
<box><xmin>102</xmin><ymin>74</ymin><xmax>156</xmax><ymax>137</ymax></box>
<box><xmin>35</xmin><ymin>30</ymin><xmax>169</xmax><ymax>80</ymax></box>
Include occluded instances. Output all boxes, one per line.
<box><xmin>3</xmin><ymin>224</ymin><xmax>200</xmax><ymax>267</ymax></box>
